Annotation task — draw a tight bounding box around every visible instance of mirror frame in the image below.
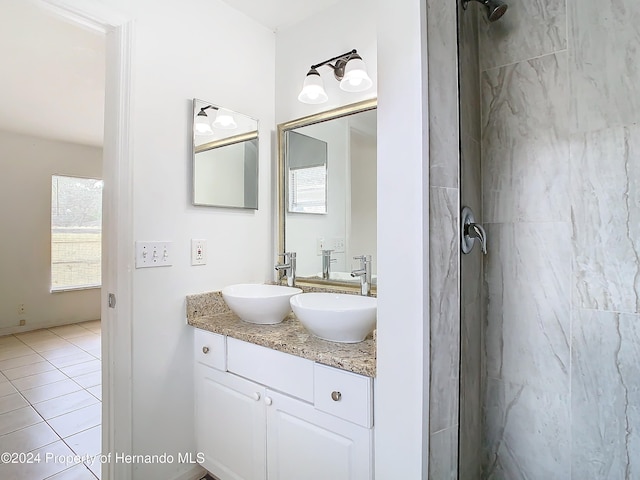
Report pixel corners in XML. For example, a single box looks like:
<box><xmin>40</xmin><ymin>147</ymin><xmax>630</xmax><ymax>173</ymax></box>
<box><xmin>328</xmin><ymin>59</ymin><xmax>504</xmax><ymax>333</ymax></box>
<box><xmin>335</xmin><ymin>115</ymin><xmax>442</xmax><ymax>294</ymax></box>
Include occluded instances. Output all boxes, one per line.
<box><xmin>277</xmin><ymin>98</ymin><xmax>377</xmax><ymax>292</ymax></box>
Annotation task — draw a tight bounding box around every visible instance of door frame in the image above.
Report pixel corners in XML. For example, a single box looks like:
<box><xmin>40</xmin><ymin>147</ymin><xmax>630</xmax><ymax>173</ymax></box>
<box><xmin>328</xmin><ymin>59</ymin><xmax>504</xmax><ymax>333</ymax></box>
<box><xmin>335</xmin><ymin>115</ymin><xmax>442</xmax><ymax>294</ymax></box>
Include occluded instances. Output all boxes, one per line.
<box><xmin>37</xmin><ymin>1</ymin><xmax>134</xmax><ymax>478</ymax></box>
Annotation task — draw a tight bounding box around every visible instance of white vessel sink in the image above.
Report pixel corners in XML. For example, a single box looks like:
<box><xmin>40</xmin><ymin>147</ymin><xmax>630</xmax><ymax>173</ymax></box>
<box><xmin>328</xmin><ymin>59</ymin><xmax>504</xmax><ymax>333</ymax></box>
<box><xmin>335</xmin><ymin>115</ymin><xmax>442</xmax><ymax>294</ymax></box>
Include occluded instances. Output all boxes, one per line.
<box><xmin>222</xmin><ymin>284</ymin><xmax>302</xmax><ymax>325</ymax></box>
<box><xmin>290</xmin><ymin>293</ymin><xmax>377</xmax><ymax>343</ymax></box>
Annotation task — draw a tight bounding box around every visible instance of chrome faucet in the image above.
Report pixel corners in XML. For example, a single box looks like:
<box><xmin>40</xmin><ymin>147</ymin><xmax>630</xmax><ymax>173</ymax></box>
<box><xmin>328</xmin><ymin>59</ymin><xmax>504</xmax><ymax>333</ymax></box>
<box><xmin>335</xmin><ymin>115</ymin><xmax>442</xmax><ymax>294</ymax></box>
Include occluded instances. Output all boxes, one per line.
<box><xmin>321</xmin><ymin>249</ymin><xmax>336</xmax><ymax>280</ymax></box>
<box><xmin>350</xmin><ymin>255</ymin><xmax>372</xmax><ymax>296</ymax></box>
<box><xmin>275</xmin><ymin>252</ymin><xmax>296</xmax><ymax>287</ymax></box>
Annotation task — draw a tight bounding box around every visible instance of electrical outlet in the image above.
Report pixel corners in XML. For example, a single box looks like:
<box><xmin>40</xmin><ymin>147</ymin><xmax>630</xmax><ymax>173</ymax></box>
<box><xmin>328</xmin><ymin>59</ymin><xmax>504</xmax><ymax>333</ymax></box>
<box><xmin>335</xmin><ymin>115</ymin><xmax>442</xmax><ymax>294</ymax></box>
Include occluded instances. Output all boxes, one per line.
<box><xmin>135</xmin><ymin>241</ymin><xmax>173</xmax><ymax>268</ymax></box>
<box><xmin>18</xmin><ymin>303</ymin><xmax>25</xmax><ymax>315</ymax></box>
<box><xmin>191</xmin><ymin>239</ymin><xmax>207</xmax><ymax>265</ymax></box>
<box><xmin>19</xmin><ymin>319</ymin><xmax>26</xmax><ymax>326</ymax></box>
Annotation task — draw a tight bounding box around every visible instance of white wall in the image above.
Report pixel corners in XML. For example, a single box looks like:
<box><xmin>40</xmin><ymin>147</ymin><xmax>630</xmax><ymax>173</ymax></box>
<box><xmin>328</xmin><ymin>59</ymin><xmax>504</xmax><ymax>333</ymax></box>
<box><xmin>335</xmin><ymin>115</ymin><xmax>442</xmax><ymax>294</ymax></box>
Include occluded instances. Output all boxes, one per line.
<box><xmin>275</xmin><ymin>0</ymin><xmax>377</xmax><ymax>124</ymax></box>
<box><xmin>0</xmin><ymin>130</ymin><xmax>102</xmax><ymax>334</ymax></box>
<box><xmin>96</xmin><ymin>0</ymin><xmax>275</xmax><ymax>478</ymax></box>
<box><xmin>376</xmin><ymin>0</ymin><xmax>430</xmax><ymax>477</ymax></box>
<box><xmin>349</xmin><ymin>128</ymin><xmax>377</xmax><ymax>272</ymax></box>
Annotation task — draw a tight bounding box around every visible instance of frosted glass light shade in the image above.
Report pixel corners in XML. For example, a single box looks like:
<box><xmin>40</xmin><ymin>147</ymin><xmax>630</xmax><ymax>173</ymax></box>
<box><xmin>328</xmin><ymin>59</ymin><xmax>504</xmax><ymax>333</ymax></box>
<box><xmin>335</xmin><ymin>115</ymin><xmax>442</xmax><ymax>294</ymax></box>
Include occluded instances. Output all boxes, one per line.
<box><xmin>340</xmin><ymin>57</ymin><xmax>373</xmax><ymax>92</ymax></box>
<box><xmin>298</xmin><ymin>70</ymin><xmax>328</xmax><ymax>104</ymax></box>
<box><xmin>194</xmin><ymin>113</ymin><xmax>213</xmax><ymax>135</ymax></box>
<box><xmin>212</xmin><ymin>108</ymin><xmax>237</xmax><ymax>129</ymax></box>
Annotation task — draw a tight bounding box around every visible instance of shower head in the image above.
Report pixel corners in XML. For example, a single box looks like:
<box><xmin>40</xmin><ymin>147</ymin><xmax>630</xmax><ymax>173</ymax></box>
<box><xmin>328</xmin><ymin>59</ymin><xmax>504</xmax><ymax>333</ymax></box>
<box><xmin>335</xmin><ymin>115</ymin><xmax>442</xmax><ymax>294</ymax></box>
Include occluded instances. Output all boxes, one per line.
<box><xmin>462</xmin><ymin>0</ymin><xmax>508</xmax><ymax>22</ymax></box>
<box><xmin>485</xmin><ymin>0</ymin><xmax>508</xmax><ymax>21</ymax></box>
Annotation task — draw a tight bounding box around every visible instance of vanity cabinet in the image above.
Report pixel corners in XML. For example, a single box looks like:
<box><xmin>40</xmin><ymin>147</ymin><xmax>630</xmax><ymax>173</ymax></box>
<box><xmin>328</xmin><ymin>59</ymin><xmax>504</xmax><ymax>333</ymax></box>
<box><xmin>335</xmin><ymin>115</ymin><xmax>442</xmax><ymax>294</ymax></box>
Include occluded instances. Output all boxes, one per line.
<box><xmin>196</xmin><ymin>364</ymin><xmax>266</xmax><ymax>480</ymax></box>
<box><xmin>194</xmin><ymin>329</ymin><xmax>374</xmax><ymax>480</ymax></box>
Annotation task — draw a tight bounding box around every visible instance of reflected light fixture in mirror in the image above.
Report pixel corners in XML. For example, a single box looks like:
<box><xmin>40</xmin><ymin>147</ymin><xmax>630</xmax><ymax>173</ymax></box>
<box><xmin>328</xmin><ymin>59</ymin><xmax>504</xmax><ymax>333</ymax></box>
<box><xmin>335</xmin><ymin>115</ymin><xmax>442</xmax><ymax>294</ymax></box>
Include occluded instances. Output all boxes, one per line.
<box><xmin>298</xmin><ymin>49</ymin><xmax>373</xmax><ymax>104</ymax></box>
<box><xmin>195</xmin><ymin>105</ymin><xmax>238</xmax><ymax>134</ymax></box>
<box><xmin>195</xmin><ymin>109</ymin><xmax>214</xmax><ymax>135</ymax></box>
<box><xmin>212</xmin><ymin>108</ymin><xmax>238</xmax><ymax>129</ymax></box>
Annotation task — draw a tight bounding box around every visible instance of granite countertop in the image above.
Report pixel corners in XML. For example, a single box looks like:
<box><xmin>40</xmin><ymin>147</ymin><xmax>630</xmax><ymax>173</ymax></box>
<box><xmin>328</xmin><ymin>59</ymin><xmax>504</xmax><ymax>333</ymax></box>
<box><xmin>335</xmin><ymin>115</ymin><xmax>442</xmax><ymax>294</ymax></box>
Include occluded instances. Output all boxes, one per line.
<box><xmin>186</xmin><ymin>291</ymin><xmax>376</xmax><ymax>377</ymax></box>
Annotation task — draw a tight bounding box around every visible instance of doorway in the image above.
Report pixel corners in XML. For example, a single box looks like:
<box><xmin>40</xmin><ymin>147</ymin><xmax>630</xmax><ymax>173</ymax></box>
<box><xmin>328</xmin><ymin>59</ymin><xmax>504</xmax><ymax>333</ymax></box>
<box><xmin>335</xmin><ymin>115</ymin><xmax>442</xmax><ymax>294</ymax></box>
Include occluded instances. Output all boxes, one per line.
<box><xmin>0</xmin><ymin>1</ymin><xmax>133</xmax><ymax>479</ymax></box>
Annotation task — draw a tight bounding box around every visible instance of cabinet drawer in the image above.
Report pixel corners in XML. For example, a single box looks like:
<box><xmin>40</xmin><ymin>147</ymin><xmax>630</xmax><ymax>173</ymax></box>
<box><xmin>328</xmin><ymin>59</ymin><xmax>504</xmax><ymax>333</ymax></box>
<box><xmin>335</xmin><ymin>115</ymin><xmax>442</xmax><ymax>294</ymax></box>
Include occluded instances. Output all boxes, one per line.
<box><xmin>194</xmin><ymin>329</ymin><xmax>226</xmax><ymax>371</ymax></box>
<box><xmin>227</xmin><ymin>338</ymin><xmax>314</xmax><ymax>402</ymax></box>
<box><xmin>314</xmin><ymin>364</ymin><xmax>373</xmax><ymax>428</ymax></box>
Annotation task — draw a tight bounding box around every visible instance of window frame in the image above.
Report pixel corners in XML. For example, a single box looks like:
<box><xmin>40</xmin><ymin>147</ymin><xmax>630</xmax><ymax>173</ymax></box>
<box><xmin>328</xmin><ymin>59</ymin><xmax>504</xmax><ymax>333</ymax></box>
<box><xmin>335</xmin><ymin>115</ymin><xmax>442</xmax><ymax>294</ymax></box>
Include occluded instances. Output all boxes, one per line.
<box><xmin>50</xmin><ymin>174</ymin><xmax>103</xmax><ymax>293</ymax></box>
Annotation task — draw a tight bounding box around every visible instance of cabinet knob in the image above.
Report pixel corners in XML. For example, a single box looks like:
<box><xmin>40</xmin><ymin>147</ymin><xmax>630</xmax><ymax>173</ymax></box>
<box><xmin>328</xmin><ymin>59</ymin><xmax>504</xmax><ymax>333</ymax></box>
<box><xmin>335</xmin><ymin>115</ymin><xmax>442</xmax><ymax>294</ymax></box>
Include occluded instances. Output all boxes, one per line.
<box><xmin>264</xmin><ymin>396</ymin><xmax>273</xmax><ymax>406</ymax></box>
<box><xmin>202</xmin><ymin>346</ymin><xmax>210</xmax><ymax>354</ymax></box>
<box><xmin>252</xmin><ymin>392</ymin><xmax>261</xmax><ymax>401</ymax></box>
<box><xmin>331</xmin><ymin>391</ymin><xmax>342</xmax><ymax>402</ymax></box>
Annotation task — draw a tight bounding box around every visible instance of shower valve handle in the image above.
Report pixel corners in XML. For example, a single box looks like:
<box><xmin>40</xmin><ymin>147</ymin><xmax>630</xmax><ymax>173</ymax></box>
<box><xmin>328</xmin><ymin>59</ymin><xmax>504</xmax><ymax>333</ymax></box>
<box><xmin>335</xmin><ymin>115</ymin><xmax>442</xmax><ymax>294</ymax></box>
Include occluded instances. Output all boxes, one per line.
<box><xmin>466</xmin><ymin>223</ymin><xmax>487</xmax><ymax>255</ymax></box>
<box><xmin>461</xmin><ymin>206</ymin><xmax>488</xmax><ymax>255</ymax></box>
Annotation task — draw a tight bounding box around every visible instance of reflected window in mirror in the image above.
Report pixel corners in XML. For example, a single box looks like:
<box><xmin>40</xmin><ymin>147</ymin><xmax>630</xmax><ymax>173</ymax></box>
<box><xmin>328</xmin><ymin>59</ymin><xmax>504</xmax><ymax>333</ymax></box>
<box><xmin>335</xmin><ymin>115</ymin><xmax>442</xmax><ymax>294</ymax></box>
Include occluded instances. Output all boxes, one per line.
<box><xmin>287</xmin><ymin>131</ymin><xmax>327</xmax><ymax>214</ymax></box>
<box><xmin>192</xmin><ymin>99</ymin><xmax>259</xmax><ymax>209</ymax></box>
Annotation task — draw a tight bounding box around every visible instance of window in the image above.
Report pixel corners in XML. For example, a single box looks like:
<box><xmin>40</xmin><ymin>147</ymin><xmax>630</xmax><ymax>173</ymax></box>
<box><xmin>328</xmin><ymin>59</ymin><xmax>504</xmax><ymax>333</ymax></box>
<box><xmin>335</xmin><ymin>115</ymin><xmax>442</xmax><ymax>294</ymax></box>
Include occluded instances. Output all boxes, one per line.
<box><xmin>288</xmin><ymin>165</ymin><xmax>327</xmax><ymax>213</ymax></box>
<box><xmin>286</xmin><ymin>130</ymin><xmax>328</xmax><ymax>214</ymax></box>
<box><xmin>51</xmin><ymin>175</ymin><xmax>103</xmax><ymax>291</ymax></box>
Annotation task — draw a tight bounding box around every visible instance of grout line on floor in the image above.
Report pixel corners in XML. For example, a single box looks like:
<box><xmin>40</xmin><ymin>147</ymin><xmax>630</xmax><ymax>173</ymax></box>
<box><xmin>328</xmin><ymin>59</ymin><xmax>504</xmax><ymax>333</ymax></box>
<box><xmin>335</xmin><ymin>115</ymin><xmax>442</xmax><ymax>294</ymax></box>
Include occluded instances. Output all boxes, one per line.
<box><xmin>0</xmin><ymin>321</ymin><xmax>102</xmax><ymax>480</ymax></box>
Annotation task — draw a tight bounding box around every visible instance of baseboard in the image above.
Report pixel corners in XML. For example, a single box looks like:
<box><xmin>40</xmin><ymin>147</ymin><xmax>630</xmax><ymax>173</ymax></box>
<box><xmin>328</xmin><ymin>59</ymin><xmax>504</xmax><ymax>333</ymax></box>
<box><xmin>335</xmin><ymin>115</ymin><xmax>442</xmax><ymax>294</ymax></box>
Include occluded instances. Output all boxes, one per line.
<box><xmin>170</xmin><ymin>465</ymin><xmax>207</xmax><ymax>480</ymax></box>
<box><xmin>0</xmin><ymin>318</ymin><xmax>101</xmax><ymax>336</ymax></box>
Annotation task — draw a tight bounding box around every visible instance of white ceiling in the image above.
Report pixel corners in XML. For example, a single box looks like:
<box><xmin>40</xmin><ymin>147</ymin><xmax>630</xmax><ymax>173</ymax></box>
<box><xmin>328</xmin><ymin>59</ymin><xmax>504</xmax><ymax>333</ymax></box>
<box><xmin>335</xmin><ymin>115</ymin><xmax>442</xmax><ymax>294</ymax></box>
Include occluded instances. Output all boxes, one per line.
<box><xmin>220</xmin><ymin>0</ymin><xmax>341</xmax><ymax>31</ymax></box>
<box><xmin>0</xmin><ymin>0</ymin><xmax>336</xmax><ymax>148</ymax></box>
<box><xmin>0</xmin><ymin>0</ymin><xmax>105</xmax><ymax>147</ymax></box>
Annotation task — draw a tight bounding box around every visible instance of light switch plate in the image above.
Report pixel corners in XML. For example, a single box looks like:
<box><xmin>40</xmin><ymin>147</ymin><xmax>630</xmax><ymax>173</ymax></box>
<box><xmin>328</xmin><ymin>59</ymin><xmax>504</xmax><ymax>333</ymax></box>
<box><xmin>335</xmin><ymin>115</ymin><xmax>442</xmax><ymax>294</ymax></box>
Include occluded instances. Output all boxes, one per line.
<box><xmin>332</xmin><ymin>237</ymin><xmax>345</xmax><ymax>253</ymax></box>
<box><xmin>135</xmin><ymin>241</ymin><xmax>173</xmax><ymax>268</ymax></box>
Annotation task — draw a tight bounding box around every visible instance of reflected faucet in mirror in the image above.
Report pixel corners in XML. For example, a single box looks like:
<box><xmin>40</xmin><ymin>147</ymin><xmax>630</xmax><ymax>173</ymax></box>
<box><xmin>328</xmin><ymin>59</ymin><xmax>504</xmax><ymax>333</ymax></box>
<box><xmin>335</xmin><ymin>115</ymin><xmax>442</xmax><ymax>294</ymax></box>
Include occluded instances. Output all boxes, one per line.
<box><xmin>321</xmin><ymin>250</ymin><xmax>336</xmax><ymax>280</ymax></box>
<box><xmin>275</xmin><ymin>252</ymin><xmax>297</xmax><ymax>287</ymax></box>
<box><xmin>351</xmin><ymin>255</ymin><xmax>372</xmax><ymax>296</ymax></box>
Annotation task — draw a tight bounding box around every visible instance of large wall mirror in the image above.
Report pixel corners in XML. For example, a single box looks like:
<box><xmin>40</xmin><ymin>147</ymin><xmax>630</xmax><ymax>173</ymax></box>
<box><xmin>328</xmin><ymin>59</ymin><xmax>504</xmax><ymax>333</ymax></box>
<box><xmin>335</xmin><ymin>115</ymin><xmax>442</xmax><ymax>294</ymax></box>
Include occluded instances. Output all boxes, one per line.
<box><xmin>192</xmin><ymin>98</ymin><xmax>259</xmax><ymax>209</ymax></box>
<box><xmin>278</xmin><ymin>99</ymin><xmax>377</xmax><ymax>290</ymax></box>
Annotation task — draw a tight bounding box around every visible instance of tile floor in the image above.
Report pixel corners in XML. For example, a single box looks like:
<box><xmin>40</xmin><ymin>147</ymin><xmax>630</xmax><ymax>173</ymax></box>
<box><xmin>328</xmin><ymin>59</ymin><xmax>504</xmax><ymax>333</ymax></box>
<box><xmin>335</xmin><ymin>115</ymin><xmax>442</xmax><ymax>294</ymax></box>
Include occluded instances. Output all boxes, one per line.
<box><xmin>0</xmin><ymin>320</ymin><xmax>102</xmax><ymax>480</ymax></box>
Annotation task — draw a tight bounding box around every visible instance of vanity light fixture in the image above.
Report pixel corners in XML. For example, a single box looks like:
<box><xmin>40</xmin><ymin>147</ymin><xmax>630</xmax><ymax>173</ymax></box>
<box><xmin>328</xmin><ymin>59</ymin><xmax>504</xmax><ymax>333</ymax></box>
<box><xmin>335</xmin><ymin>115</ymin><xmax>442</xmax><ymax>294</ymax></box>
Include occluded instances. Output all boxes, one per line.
<box><xmin>298</xmin><ymin>49</ymin><xmax>373</xmax><ymax>104</ymax></box>
<box><xmin>194</xmin><ymin>105</ymin><xmax>238</xmax><ymax>135</ymax></box>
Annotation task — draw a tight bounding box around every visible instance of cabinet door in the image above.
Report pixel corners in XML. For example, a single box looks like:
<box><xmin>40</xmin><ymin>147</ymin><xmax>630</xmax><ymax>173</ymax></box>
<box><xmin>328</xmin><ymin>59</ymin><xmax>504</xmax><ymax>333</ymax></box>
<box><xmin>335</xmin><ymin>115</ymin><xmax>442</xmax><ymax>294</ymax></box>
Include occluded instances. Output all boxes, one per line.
<box><xmin>196</xmin><ymin>364</ymin><xmax>266</xmax><ymax>480</ymax></box>
<box><xmin>265</xmin><ymin>389</ymin><xmax>373</xmax><ymax>480</ymax></box>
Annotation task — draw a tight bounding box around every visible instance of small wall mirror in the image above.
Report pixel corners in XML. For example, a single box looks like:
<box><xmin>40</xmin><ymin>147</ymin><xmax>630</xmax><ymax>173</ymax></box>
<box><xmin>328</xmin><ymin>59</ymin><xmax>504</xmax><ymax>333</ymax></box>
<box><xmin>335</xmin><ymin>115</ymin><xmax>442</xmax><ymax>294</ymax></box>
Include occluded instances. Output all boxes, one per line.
<box><xmin>192</xmin><ymin>98</ymin><xmax>259</xmax><ymax>209</ymax></box>
<box><xmin>278</xmin><ymin>99</ymin><xmax>377</xmax><ymax>289</ymax></box>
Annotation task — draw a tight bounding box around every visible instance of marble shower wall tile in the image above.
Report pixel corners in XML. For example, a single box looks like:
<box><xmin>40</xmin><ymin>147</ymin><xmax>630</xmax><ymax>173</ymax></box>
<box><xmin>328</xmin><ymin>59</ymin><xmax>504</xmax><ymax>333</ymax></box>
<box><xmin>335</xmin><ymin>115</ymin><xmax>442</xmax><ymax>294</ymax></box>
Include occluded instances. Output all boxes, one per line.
<box><xmin>427</xmin><ymin>0</ymin><xmax>459</xmax><ymax>188</ymax></box>
<box><xmin>461</xmin><ymin>134</ymin><xmax>481</xmax><ymax>226</ymax></box>
<box><xmin>459</xmin><ymin>5</ymin><xmax>481</xmax><ymax>143</ymax></box>
<box><xmin>484</xmin><ymin>222</ymin><xmax>570</xmax><ymax>393</ymax></box>
<box><xmin>481</xmin><ymin>52</ymin><xmax>570</xmax><ymax>223</ymax></box>
<box><xmin>429</xmin><ymin>186</ymin><xmax>460</xmax><ymax>434</ymax></box>
<box><xmin>459</xmin><ymin>298</ymin><xmax>483</xmax><ymax>480</ymax></box>
<box><xmin>478</xmin><ymin>0</ymin><xmax>566</xmax><ymax>71</ymax></box>
<box><xmin>459</xmin><ymin>6</ymin><xmax>483</xmax><ymax>478</ymax></box>
<box><xmin>571</xmin><ymin>125</ymin><xmax>640</xmax><ymax>314</ymax></box>
<box><xmin>461</xmin><ymin>133</ymin><xmax>482</xmax><ymax>307</ymax></box>
<box><xmin>460</xmin><ymin>136</ymin><xmax>483</xmax><ymax>479</ymax></box>
<box><xmin>571</xmin><ymin>309</ymin><xmax>640</xmax><ymax>479</ymax></box>
<box><xmin>429</xmin><ymin>426</ymin><xmax>459</xmax><ymax>480</ymax></box>
<box><xmin>568</xmin><ymin>0</ymin><xmax>640</xmax><ymax>133</ymax></box>
<box><xmin>482</xmin><ymin>378</ymin><xmax>570</xmax><ymax>479</ymax></box>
